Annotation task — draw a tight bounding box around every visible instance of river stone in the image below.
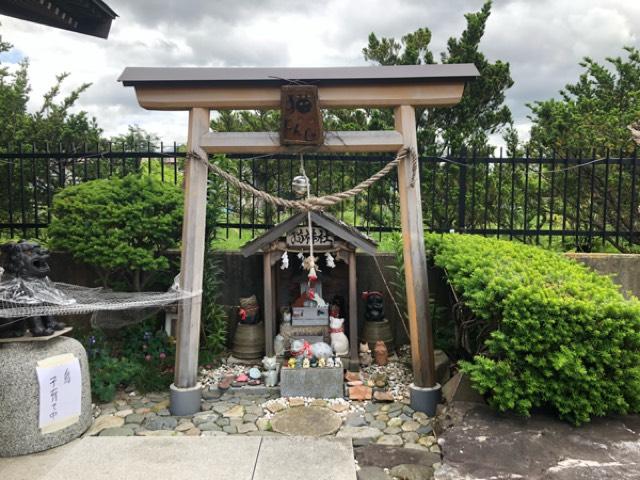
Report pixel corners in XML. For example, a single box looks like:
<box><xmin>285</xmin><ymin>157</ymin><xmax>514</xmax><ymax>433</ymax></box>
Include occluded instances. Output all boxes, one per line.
<box><xmin>271</xmin><ymin>406</ymin><xmax>342</xmax><ymax>436</ymax></box>
<box><xmin>125</xmin><ymin>413</ymin><xmax>145</xmax><ymax>424</ymax></box>
<box><xmin>86</xmin><ymin>415</ymin><xmax>125</xmax><ymax>436</ymax></box>
<box><xmin>354</xmin><ymin>445</ymin><xmax>441</xmax><ymax>470</ymax></box>
<box><xmin>237</xmin><ymin>423</ymin><xmax>258</xmax><ymax>434</ymax></box>
<box><xmin>336</xmin><ymin>426</ymin><xmax>383</xmax><ymax>446</ymax></box>
<box><xmin>345</xmin><ymin>413</ymin><xmax>367</xmax><ymax>427</ymax></box>
<box><xmin>0</xmin><ymin>336</ymin><xmax>92</xmax><ymax>457</ymax></box>
<box><xmin>99</xmin><ymin>427</ymin><xmax>134</xmax><ymax>437</ymax></box>
<box><xmin>198</xmin><ymin>421</ymin><xmax>221</xmax><ymax>431</ymax></box>
<box><xmin>377</xmin><ymin>434</ymin><xmax>403</xmax><ymax>446</ymax></box>
<box><xmin>143</xmin><ymin>416</ymin><xmax>177</xmax><ymax>431</ymax></box>
<box><xmin>256</xmin><ymin>418</ymin><xmax>271</xmax><ymax>431</ymax></box>
<box><xmin>357</xmin><ymin>466</ymin><xmax>390</xmax><ymax>480</ymax></box>
<box><xmin>389</xmin><ymin>464</ymin><xmax>434</xmax><ymax>480</ymax></box>
<box><xmin>175</xmin><ymin>421</ymin><xmax>195</xmax><ymax>432</ymax></box>
<box><xmin>402</xmin><ymin>421</ymin><xmax>420</xmax><ymax>432</ymax></box>
<box><xmin>388</xmin><ymin>417</ymin><xmax>403</xmax><ymax>428</ymax></box>
<box><xmin>224</xmin><ymin>405</ymin><xmax>245</xmax><ymax>418</ymax></box>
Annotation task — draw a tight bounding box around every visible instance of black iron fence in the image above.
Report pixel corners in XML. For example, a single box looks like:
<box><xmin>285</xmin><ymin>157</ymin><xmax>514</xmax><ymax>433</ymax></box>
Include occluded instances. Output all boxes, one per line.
<box><xmin>1</xmin><ymin>143</ymin><xmax>638</xmax><ymax>251</ymax></box>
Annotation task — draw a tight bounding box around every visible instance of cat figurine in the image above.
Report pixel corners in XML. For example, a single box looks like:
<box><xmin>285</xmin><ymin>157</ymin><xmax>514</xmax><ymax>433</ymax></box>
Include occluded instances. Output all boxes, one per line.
<box><xmin>329</xmin><ymin>316</ymin><xmax>349</xmax><ymax>356</ymax></box>
<box><xmin>359</xmin><ymin>341</ymin><xmax>372</xmax><ymax>367</ymax></box>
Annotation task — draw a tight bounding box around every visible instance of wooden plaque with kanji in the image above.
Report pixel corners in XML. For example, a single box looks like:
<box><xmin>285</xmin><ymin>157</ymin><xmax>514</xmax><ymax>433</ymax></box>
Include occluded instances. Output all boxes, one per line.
<box><xmin>280</xmin><ymin>85</ymin><xmax>323</xmax><ymax>146</ymax></box>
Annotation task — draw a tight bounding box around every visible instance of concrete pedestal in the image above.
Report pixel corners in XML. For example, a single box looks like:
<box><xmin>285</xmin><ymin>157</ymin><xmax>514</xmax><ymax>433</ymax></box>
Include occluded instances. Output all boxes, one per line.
<box><xmin>0</xmin><ymin>336</ymin><xmax>92</xmax><ymax>457</ymax></box>
<box><xmin>409</xmin><ymin>383</ymin><xmax>441</xmax><ymax>417</ymax></box>
<box><xmin>280</xmin><ymin>367</ymin><xmax>343</xmax><ymax>398</ymax></box>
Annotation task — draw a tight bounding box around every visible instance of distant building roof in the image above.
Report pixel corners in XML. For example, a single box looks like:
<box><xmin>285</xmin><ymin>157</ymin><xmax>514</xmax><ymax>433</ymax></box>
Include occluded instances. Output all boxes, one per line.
<box><xmin>0</xmin><ymin>0</ymin><xmax>117</xmax><ymax>39</ymax></box>
<box><xmin>118</xmin><ymin>64</ymin><xmax>480</xmax><ymax>87</ymax></box>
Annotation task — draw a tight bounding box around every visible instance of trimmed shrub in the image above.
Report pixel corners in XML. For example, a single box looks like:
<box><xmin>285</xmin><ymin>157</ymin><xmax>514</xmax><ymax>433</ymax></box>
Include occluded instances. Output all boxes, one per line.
<box><xmin>425</xmin><ymin>233</ymin><xmax>640</xmax><ymax>424</ymax></box>
<box><xmin>49</xmin><ymin>174</ymin><xmax>183</xmax><ymax>291</ymax></box>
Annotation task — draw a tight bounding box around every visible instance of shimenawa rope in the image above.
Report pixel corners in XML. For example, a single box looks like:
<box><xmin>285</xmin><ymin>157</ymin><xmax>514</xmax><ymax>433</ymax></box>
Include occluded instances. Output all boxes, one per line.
<box><xmin>186</xmin><ymin>147</ymin><xmax>417</xmax><ymax>212</ymax></box>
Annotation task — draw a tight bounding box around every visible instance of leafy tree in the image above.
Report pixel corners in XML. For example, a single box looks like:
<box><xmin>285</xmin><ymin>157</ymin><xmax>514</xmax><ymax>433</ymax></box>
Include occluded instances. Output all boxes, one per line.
<box><xmin>49</xmin><ymin>175</ymin><xmax>183</xmax><ymax>291</ymax></box>
<box><xmin>528</xmin><ymin>47</ymin><xmax>640</xmax><ymax>152</ymax></box>
<box><xmin>363</xmin><ymin>1</ymin><xmax>513</xmax><ymax>153</ymax></box>
<box><xmin>0</xmin><ymin>30</ymin><xmax>103</xmax><ymax>233</ymax></box>
<box><xmin>526</xmin><ymin>47</ymin><xmax>640</xmax><ymax>251</ymax></box>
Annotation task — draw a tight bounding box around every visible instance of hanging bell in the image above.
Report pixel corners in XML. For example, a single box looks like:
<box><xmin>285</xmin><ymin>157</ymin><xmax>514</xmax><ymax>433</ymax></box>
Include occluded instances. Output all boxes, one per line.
<box><xmin>292</xmin><ymin>175</ymin><xmax>310</xmax><ymax>197</ymax></box>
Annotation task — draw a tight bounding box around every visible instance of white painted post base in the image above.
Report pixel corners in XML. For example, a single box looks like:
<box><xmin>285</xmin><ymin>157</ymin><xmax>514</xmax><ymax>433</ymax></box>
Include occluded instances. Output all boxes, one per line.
<box><xmin>169</xmin><ymin>382</ymin><xmax>202</xmax><ymax>416</ymax></box>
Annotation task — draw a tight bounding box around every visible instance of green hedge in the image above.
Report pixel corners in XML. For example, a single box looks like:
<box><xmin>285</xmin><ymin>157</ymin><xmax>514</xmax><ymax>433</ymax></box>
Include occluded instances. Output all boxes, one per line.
<box><xmin>425</xmin><ymin>234</ymin><xmax>640</xmax><ymax>424</ymax></box>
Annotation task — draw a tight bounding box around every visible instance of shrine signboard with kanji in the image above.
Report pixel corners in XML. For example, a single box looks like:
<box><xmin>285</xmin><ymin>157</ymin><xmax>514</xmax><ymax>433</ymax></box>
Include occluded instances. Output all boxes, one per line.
<box><xmin>280</xmin><ymin>85</ymin><xmax>323</xmax><ymax>146</ymax></box>
<box><xmin>286</xmin><ymin>226</ymin><xmax>334</xmax><ymax>247</ymax></box>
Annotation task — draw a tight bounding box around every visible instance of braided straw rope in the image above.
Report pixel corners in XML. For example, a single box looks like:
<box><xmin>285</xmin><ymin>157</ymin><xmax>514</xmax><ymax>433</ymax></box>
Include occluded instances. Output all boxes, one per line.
<box><xmin>187</xmin><ymin>147</ymin><xmax>417</xmax><ymax>212</ymax></box>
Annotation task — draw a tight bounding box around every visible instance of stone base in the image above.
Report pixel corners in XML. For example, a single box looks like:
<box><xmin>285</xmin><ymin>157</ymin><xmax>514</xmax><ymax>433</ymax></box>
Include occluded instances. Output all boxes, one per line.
<box><xmin>169</xmin><ymin>383</ymin><xmax>202</xmax><ymax>416</ymax></box>
<box><xmin>0</xmin><ymin>336</ymin><xmax>92</xmax><ymax>457</ymax></box>
<box><xmin>409</xmin><ymin>383</ymin><xmax>441</xmax><ymax>417</ymax></box>
<box><xmin>280</xmin><ymin>367</ymin><xmax>344</xmax><ymax>398</ymax></box>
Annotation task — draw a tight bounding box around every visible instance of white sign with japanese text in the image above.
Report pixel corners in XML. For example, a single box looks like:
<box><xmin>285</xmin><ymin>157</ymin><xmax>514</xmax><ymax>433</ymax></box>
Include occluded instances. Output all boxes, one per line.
<box><xmin>36</xmin><ymin>353</ymin><xmax>82</xmax><ymax>433</ymax></box>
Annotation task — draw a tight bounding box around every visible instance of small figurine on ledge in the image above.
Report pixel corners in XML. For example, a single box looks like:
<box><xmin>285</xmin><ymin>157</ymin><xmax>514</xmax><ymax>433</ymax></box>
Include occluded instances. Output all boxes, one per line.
<box><xmin>329</xmin><ymin>316</ymin><xmax>349</xmax><ymax>356</ymax></box>
<box><xmin>374</xmin><ymin>340</ymin><xmax>388</xmax><ymax>366</ymax></box>
<box><xmin>359</xmin><ymin>341</ymin><xmax>372</xmax><ymax>367</ymax></box>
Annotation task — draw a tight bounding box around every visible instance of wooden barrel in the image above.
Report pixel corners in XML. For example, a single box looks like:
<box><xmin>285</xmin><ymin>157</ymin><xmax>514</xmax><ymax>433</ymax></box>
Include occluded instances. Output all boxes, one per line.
<box><xmin>362</xmin><ymin>319</ymin><xmax>394</xmax><ymax>351</ymax></box>
<box><xmin>232</xmin><ymin>321</ymin><xmax>265</xmax><ymax>360</ymax></box>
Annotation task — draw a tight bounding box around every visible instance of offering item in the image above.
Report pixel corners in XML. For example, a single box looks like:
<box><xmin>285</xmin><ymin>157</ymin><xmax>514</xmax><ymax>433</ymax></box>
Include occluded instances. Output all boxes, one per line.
<box><xmin>362</xmin><ymin>291</ymin><xmax>385</xmax><ymax>322</ymax></box>
<box><xmin>374</xmin><ymin>340</ymin><xmax>388</xmax><ymax>366</ymax></box>
<box><xmin>359</xmin><ymin>341</ymin><xmax>372</xmax><ymax>367</ymax></box>
<box><xmin>329</xmin><ymin>316</ymin><xmax>349</xmax><ymax>356</ymax></box>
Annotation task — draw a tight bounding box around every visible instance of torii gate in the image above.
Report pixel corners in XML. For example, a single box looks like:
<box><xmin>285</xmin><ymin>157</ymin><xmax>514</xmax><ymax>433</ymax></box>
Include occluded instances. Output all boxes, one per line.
<box><xmin>119</xmin><ymin>64</ymin><xmax>479</xmax><ymax>415</ymax></box>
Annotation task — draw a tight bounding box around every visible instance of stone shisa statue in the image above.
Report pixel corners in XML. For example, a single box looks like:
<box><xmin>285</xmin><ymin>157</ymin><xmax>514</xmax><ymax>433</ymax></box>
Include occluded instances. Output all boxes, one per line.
<box><xmin>0</xmin><ymin>240</ymin><xmax>66</xmax><ymax>338</ymax></box>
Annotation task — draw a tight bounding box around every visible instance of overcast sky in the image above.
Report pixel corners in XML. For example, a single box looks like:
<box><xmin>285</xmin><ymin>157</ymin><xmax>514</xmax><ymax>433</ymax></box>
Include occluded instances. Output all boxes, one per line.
<box><xmin>0</xmin><ymin>0</ymin><xmax>638</xmax><ymax>144</ymax></box>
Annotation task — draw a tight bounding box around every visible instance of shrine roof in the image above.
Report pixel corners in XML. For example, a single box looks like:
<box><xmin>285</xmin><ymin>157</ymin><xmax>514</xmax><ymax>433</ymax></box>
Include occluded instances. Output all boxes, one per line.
<box><xmin>118</xmin><ymin>64</ymin><xmax>479</xmax><ymax>87</ymax></box>
<box><xmin>240</xmin><ymin>210</ymin><xmax>377</xmax><ymax>257</ymax></box>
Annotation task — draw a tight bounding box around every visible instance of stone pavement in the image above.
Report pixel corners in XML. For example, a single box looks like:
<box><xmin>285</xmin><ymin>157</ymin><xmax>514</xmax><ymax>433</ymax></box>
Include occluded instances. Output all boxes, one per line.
<box><xmin>435</xmin><ymin>403</ymin><xmax>640</xmax><ymax>480</ymax></box>
<box><xmin>0</xmin><ymin>436</ymin><xmax>357</xmax><ymax>480</ymax></box>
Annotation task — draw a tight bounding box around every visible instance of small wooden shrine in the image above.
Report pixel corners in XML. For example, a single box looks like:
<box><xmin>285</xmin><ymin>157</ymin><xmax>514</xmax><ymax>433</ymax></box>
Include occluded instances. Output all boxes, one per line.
<box><xmin>241</xmin><ymin>211</ymin><xmax>377</xmax><ymax>367</ymax></box>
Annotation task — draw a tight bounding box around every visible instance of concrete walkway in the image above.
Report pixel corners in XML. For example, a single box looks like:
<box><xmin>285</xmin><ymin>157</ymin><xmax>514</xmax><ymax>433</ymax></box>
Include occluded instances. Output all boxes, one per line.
<box><xmin>0</xmin><ymin>436</ymin><xmax>357</xmax><ymax>480</ymax></box>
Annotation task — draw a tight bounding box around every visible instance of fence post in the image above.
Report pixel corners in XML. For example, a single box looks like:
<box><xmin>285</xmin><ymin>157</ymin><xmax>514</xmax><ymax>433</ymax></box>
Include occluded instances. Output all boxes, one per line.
<box><xmin>457</xmin><ymin>150</ymin><xmax>467</xmax><ymax>232</ymax></box>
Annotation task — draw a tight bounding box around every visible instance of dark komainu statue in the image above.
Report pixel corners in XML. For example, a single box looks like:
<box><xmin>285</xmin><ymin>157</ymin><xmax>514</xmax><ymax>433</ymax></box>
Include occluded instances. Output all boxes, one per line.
<box><xmin>0</xmin><ymin>241</ymin><xmax>66</xmax><ymax>338</ymax></box>
<box><xmin>362</xmin><ymin>291</ymin><xmax>385</xmax><ymax>322</ymax></box>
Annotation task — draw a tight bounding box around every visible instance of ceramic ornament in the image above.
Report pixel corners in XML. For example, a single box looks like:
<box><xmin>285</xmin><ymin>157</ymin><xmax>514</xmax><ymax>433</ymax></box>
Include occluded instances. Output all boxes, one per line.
<box><xmin>280</xmin><ymin>251</ymin><xmax>289</xmax><ymax>270</ymax></box>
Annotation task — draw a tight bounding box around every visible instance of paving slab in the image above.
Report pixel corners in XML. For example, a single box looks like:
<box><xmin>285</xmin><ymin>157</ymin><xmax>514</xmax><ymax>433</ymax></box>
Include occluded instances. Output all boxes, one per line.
<box><xmin>40</xmin><ymin>437</ymin><xmax>262</xmax><ymax>480</ymax></box>
<box><xmin>0</xmin><ymin>438</ymin><xmax>81</xmax><ymax>480</ymax></box>
<box><xmin>0</xmin><ymin>435</ymin><xmax>357</xmax><ymax>480</ymax></box>
<box><xmin>254</xmin><ymin>436</ymin><xmax>356</xmax><ymax>480</ymax></box>
<box><xmin>437</xmin><ymin>403</ymin><xmax>640</xmax><ymax>480</ymax></box>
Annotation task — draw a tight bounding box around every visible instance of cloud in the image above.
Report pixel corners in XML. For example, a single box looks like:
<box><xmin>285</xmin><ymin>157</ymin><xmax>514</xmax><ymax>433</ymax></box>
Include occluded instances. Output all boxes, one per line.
<box><xmin>1</xmin><ymin>0</ymin><xmax>638</xmax><ymax>144</ymax></box>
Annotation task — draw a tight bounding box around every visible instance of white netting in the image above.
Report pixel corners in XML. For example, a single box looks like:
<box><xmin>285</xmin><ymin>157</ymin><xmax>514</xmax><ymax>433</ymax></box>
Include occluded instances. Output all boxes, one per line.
<box><xmin>0</xmin><ymin>274</ymin><xmax>196</xmax><ymax>328</ymax></box>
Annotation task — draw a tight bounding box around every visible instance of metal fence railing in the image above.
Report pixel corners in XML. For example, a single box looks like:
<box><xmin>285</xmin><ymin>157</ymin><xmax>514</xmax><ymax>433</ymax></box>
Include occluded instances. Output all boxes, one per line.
<box><xmin>1</xmin><ymin>143</ymin><xmax>638</xmax><ymax>251</ymax></box>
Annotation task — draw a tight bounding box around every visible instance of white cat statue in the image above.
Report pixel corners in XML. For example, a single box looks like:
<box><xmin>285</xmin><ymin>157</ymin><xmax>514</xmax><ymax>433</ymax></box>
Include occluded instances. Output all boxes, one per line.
<box><xmin>329</xmin><ymin>316</ymin><xmax>349</xmax><ymax>356</ymax></box>
<box><xmin>262</xmin><ymin>355</ymin><xmax>279</xmax><ymax>387</ymax></box>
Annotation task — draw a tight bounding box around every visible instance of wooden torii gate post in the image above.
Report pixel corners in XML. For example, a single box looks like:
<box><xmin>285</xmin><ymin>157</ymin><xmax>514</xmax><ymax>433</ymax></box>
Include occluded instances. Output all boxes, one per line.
<box><xmin>119</xmin><ymin>65</ymin><xmax>479</xmax><ymax>415</ymax></box>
